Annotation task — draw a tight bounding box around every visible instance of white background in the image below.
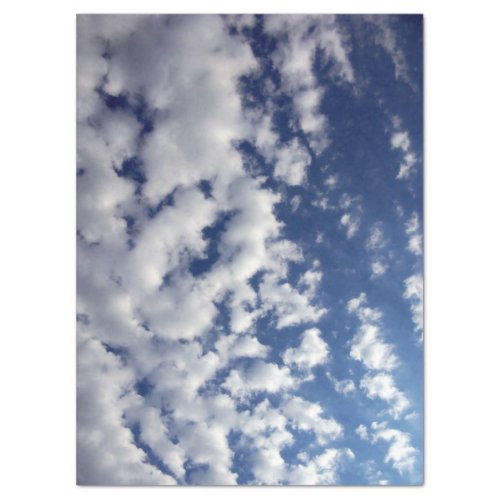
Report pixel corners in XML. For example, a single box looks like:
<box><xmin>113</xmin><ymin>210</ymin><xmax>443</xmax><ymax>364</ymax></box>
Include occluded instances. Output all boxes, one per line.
<box><xmin>1</xmin><ymin>0</ymin><xmax>499</xmax><ymax>497</ymax></box>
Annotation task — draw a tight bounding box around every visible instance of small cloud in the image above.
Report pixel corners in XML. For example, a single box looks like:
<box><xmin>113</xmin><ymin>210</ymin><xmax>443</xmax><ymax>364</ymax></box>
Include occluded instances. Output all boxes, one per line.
<box><xmin>340</xmin><ymin>213</ymin><xmax>360</xmax><ymax>239</ymax></box>
<box><xmin>371</xmin><ymin>422</ymin><xmax>418</xmax><ymax>474</ymax></box>
<box><xmin>405</xmin><ymin>212</ymin><xmax>422</xmax><ymax>256</ymax></box>
<box><xmin>403</xmin><ymin>273</ymin><xmax>423</xmax><ymax>339</ymax></box>
<box><xmin>333</xmin><ymin>378</ymin><xmax>356</xmax><ymax>395</ymax></box>
<box><xmin>370</xmin><ymin>260</ymin><xmax>387</xmax><ymax>278</ymax></box>
<box><xmin>391</xmin><ymin>131</ymin><xmax>410</xmax><ymax>152</ymax></box>
<box><xmin>355</xmin><ymin>424</ymin><xmax>369</xmax><ymax>440</ymax></box>
<box><xmin>283</xmin><ymin>328</ymin><xmax>329</xmax><ymax>371</ymax></box>
<box><xmin>325</xmin><ymin>174</ymin><xmax>339</xmax><ymax>189</ymax></box>
<box><xmin>365</xmin><ymin>223</ymin><xmax>386</xmax><ymax>251</ymax></box>
<box><xmin>347</xmin><ymin>294</ymin><xmax>398</xmax><ymax>371</ymax></box>
<box><xmin>389</xmin><ymin>120</ymin><xmax>418</xmax><ymax>180</ymax></box>
<box><xmin>290</xmin><ymin>194</ymin><xmax>302</xmax><ymax>213</ymax></box>
<box><xmin>360</xmin><ymin>372</ymin><xmax>410</xmax><ymax>419</ymax></box>
<box><xmin>274</xmin><ymin>138</ymin><xmax>310</xmax><ymax>185</ymax></box>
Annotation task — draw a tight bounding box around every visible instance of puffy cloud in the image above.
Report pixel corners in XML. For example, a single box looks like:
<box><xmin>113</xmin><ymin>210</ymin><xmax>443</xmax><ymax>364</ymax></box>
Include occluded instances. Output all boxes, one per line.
<box><xmin>388</xmin><ymin>109</ymin><xmax>419</xmax><ymax>181</ymax></box>
<box><xmin>325</xmin><ymin>174</ymin><xmax>339</xmax><ymax>189</ymax></box>
<box><xmin>390</xmin><ymin>127</ymin><xmax>418</xmax><ymax>180</ymax></box>
<box><xmin>264</xmin><ymin>15</ymin><xmax>354</xmax><ymax>154</ymax></box>
<box><xmin>287</xmin><ymin>448</ymin><xmax>354</xmax><ymax>485</ymax></box>
<box><xmin>259</xmin><ymin>272</ymin><xmax>327</xmax><ymax>329</ymax></box>
<box><xmin>332</xmin><ymin>378</ymin><xmax>356</xmax><ymax>395</ymax></box>
<box><xmin>222</xmin><ymin>360</ymin><xmax>296</xmax><ymax>400</ymax></box>
<box><xmin>215</xmin><ymin>334</ymin><xmax>269</xmax><ymax>364</ymax></box>
<box><xmin>251</xmin><ymin>447</ymin><xmax>287</xmax><ymax>485</ymax></box>
<box><xmin>350</xmin><ymin>324</ymin><xmax>399</xmax><ymax>371</ymax></box>
<box><xmin>405</xmin><ymin>212</ymin><xmax>423</xmax><ymax>256</ymax></box>
<box><xmin>77</xmin><ymin>332</ymin><xmax>176</xmax><ymax>485</ymax></box>
<box><xmin>125</xmin><ymin>405</ymin><xmax>186</xmax><ymax>480</ymax></box>
<box><xmin>347</xmin><ymin>293</ymin><xmax>398</xmax><ymax>371</ymax></box>
<box><xmin>391</xmin><ymin>131</ymin><xmax>411</xmax><ymax>152</ymax></box>
<box><xmin>340</xmin><ymin>213</ymin><xmax>361</xmax><ymax>239</ymax></box>
<box><xmin>360</xmin><ymin>373</ymin><xmax>410</xmax><ymax>419</ymax></box>
<box><xmin>250</xmin><ymin>113</ymin><xmax>310</xmax><ymax>186</ymax></box>
<box><xmin>282</xmin><ymin>396</ymin><xmax>343</xmax><ymax>444</ymax></box>
<box><xmin>371</xmin><ymin>422</ymin><xmax>418</xmax><ymax>474</ymax></box>
<box><xmin>178</xmin><ymin>422</ymin><xmax>237</xmax><ymax>485</ymax></box>
<box><xmin>403</xmin><ymin>273</ymin><xmax>424</xmax><ymax>338</ymax></box>
<box><xmin>77</xmin><ymin>14</ymin><xmax>334</xmax><ymax>485</ymax></box>
<box><xmin>355</xmin><ymin>424</ymin><xmax>369</xmax><ymax>441</ymax></box>
<box><xmin>283</xmin><ymin>328</ymin><xmax>329</xmax><ymax>370</ymax></box>
<box><xmin>274</xmin><ymin>137</ymin><xmax>311</xmax><ymax>185</ymax></box>
<box><xmin>371</xmin><ymin>260</ymin><xmax>388</xmax><ymax>277</ymax></box>
<box><xmin>77</xmin><ymin>14</ymin><xmax>421</xmax><ymax>485</ymax></box>
<box><xmin>298</xmin><ymin>268</ymin><xmax>323</xmax><ymax>298</ymax></box>
<box><xmin>365</xmin><ymin>223</ymin><xmax>386</xmax><ymax>250</ymax></box>
<box><xmin>338</xmin><ymin>193</ymin><xmax>363</xmax><ymax>239</ymax></box>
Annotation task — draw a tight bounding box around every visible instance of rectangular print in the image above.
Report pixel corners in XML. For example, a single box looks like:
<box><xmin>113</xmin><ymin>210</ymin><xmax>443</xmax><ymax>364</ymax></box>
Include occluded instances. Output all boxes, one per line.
<box><xmin>77</xmin><ymin>14</ymin><xmax>423</xmax><ymax>485</ymax></box>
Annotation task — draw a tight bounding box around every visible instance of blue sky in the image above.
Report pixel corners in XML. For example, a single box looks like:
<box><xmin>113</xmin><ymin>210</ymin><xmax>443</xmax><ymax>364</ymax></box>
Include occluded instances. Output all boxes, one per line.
<box><xmin>77</xmin><ymin>14</ymin><xmax>423</xmax><ymax>485</ymax></box>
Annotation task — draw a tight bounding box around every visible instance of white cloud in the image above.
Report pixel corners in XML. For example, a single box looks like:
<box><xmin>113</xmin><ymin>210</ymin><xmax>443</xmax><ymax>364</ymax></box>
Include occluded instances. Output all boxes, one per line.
<box><xmin>283</xmin><ymin>328</ymin><xmax>329</xmax><ymax>371</ymax></box>
<box><xmin>290</xmin><ymin>194</ymin><xmax>302</xmax><ymax>213</ymax></box>
<box><xmin>238</xmin><ymin>399</ymin><xmax>292</xmax><ymax>484</ymax></box>
<box><xmin>340</xmin><ymin>213</ymin><xmax>360</xmax><ymax>239</ymax></box>
<box><xmin>347</xmin><ymin>294</ymin><xmax>398</xmax><ymax>371</ymax></box>
<box><xmin>282</xmin><ymin>396</ymin><xmax>343</xmax><ymax>444</ymax></box>
<box><xmin>350</xmin><ymin>324</ymin><xmax>399</xmax><ymax>371</ymax></box>
<box><xmin>403</xmin><ymin>273</ymin><xmax>424</xmax><ymax>339</ymax></box>
<box><xmin>274</xmin><ymin>137</ymin><xmax>310</xmax><ymax>185</ymax></box>
<box><xmin>405</xmin><ymin>212</ymin><xmax>423</xmax><ymax>256</ymax></box>
<box><xmin>312</xmin><ymin>196</ymin><xmax>332</xmax><ymax>211</ymax></box>
<box><xmin>77</xmin><ymin>14</ymin><xmax>337</xmax><ymax>485</ymax></box>
<box><xmin>339</xmin><ymin>193</ymin><xmax>354</xmax><ymax>210</ymax></box>
<box><xmin>360</xmin><ymin>372</ymin><xmax>410</xmax><ymax>419</ymax></box>
<box><xmin>259</xmin><ymin>272</ymin><xmax>327</xmax><ymax>329</ymax></box>
<box><xmin>371</xmin><ymin>260</ymin><xmax>388</xmax><ymax>277</ymax></box>
<box><xmin>215</xmin><ymin>334</ymin><xmax>269</xmax><ymax>364</ymax></box>
<box><xmin>298</xmin><ymin>268</ymin><xmax>323</xmax><ymax>297</ymax></box>
<box><xmin>391</xmin><ymin>131</ymin><xmax>410</xmax><ymax>152</ymax></box>
<box><xmin>333</xmin><ymin>378</ymin><xmax>356</xmax><ymax>395</ymax></box>
<box><xmin>325</xmin><ymin>174</ymin><xmax>339</xmax><ymax>189</ymax></box>
<box><xmin>238</xmin><ymin>398</ymin><xmax>349</xmax><ymax>484</ymax></box>
<box><xmin>222</xmin><ymin>360</ymin><xmax>296</xmax><ymax>400</ymax></box>
<box><xmin>365</xmin><ymin>15</ymin><xmax>416</xmax><ymax>91</ymax></box>
<box><xmin>178</xmin><ymin>421</ymin><xmax>237</xmax><ymax>485</ymax></box>
<box><xmin>390</xmin><ymin>127</ymin><xmax>418</xmax><ymax>180</ymax></box>
<box><xmin>264</xmin><ymin>15</ymin><xmax>354</xmax><ymax>154</ymax></box>
<box><xmin>355</xmin><ymin>424</ymin><xmax>369</xmax><ymax>440</ymax></box>
<box><xmin>371</xmin><ymin>422</ymin><xmax>418</xmax><ymax>474</ymax></box>
<box><xmin>125</xmin><ymin>405</ymin><xmax>186</xmax><ymax>480</ymax></box>
<box><xmin>77</xmin><ymin>14</ymin><xmax>420</xmax><ymax>485</ymax></box>
<box><xmin>77</xmin><ymin>332</ymin><xmax>177</xmax><ymax>485</ymax></box>
<box><xmin>365</xmin><ymin>223</ymin><xmax>386</xmax><ymax>250</ymax></box>
<box><xmin>315</xmin><ymin>232</ymin><xmax>325</xmax><ymax>244</ymax></box>
<box><xmin>251</xmin><ymin>447</ymin><xmax>287</xmax><ymax>485</ymax></box>
<box><xmin>287</xmin><ymin>448</ymin><xmax>354</xmax><ymax>485</ymax></box>
<box><xmin>338</xmin><ymin>193</ymin><xmax>362</xmax><ymax>239</ymax></box>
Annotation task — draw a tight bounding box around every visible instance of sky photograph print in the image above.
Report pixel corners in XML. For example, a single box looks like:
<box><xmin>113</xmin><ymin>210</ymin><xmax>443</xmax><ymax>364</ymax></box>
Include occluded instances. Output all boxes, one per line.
<box><xmin>76</xmin><ymin>14</ymin><xmax>423</xmax><ymax>486</ymax></box>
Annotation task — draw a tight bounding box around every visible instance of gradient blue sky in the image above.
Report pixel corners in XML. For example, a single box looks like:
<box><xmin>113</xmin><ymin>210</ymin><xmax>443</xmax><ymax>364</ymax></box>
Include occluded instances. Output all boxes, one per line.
<box><xmin>77</xmin><ymin>14</ymin><xmax>423</xmax><ymax>485</ymax></box>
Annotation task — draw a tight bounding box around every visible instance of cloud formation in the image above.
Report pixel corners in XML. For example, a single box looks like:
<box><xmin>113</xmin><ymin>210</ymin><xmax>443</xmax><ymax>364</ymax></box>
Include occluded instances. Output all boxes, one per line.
<box><xmin>77</xmin><ymin>14</ymin><xmax>423</xmax><ymax>485</ymax></box>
